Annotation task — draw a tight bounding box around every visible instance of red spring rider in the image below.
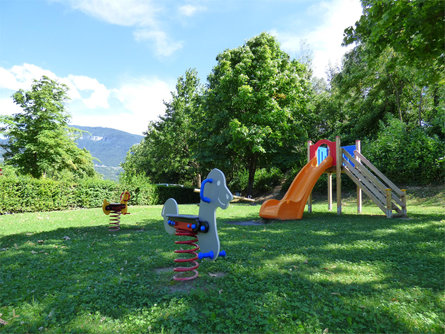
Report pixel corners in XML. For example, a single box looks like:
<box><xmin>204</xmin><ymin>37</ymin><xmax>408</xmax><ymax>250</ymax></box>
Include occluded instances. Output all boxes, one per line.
<box><xmin>102</xmin><ymin>191</ymin><xmax>131</xmax><ymax>231</ymax></box>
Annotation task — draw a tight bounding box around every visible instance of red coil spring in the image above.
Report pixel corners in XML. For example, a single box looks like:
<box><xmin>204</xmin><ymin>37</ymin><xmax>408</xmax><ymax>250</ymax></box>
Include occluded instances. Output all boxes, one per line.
<box><xmin>108</xmin><ymin>210</ymin><xmax>121</xmax><ymax>231</ymax></box>
<box><xmin>173</xmin><ymin>228</ymin><xmax>200</xmax><ymax>281</ymax></box>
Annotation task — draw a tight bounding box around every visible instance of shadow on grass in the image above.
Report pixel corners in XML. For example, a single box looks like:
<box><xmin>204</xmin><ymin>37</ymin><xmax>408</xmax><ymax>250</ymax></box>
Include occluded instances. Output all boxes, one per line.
<box><xmin>0</xmin><ymin>210</ymin><xmax>443</xmax><ymax>333</ymax></box>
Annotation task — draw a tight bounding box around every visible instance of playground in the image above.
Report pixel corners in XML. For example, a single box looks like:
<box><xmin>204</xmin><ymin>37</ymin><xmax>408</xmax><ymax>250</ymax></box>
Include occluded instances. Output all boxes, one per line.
<box><xmin>0</xmin><ymin>186</ymin><xmax>443</xmax><ymax>333</ymax></box>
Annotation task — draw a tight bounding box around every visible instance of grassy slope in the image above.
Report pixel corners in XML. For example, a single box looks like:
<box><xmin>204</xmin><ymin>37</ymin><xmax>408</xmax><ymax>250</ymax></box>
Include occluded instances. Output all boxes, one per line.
<box><xmin>0</xmin><ymin>190</ymin><xmax>443</xmax><ymax>333</ymax></box>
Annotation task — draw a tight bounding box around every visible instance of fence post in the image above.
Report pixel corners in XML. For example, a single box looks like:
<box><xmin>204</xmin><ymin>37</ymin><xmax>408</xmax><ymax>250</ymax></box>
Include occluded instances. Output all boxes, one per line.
<box><xmin>336</xmin><ymin>136</ymin><xmax>342</xmax><ymax>215</ymax></box>
<box><xmin>307</xmin><ymin>140</ymin><xmax>313</xmax><ymax>213</ymax></box>
<box><xmin>328</xmin><ymin>173</ymin><xmax>332</xmax><ymax>211</ymax></box>
<box><xmin>355</xmin><ymin>140</ymin><xmax>362</xmax><ymax>214</ymax></box>
<box><xmin>386</xmin><ymin>188</ymin><xmax>392</xmax><ymax>218</ymax></box>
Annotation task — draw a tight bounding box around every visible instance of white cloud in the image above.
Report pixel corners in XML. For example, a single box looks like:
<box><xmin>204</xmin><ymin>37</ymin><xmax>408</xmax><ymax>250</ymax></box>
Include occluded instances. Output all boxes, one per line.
<box><xmin>0</xmin><ymin>97</ymin><xmax>21</xmax><ymax>116</ymax></box>
<box><xmin>0</xmin><ymin>63</ymin><xmax>57</xmax><ymax>91</ymax></box>
<box><xmin>64</xmin><ymin>75</ymin><xmax>110</xmax><ymax>109</ymax></box>
<box><xmin>0</xmin><ymin>64</ymin><xmax>173</xmax><ymax>135</ymax></box>
<box><xmin>57</xmin><ymin>0</ymin><xmax>185</xmax><ymax>57</ymax></box>
<box><xmin>0</xmin><ymin>64</ymin><xmax>112</xmax><ymax>111</ymax></box>
<box><xmin>70</xmin><ymin>77</ymin><xmax>173</xmax><ymax>135</ymax></box>
<box><xmin>113</xmin><ymin>77</ymin><xmax>172</xmax><ymax>122</ymax></box>
<box><xmin>178</xmin><ymin>4</ymin><xmax>206</xmax><ymax>17</ymax></box>
<box><xmin>134</xmin><ymin>29</ymin><xmax>184</xmax><ymax>57</ymax></box>
<box><xmin>60</xmin><ymin>0</ymin><xmax>159</xmax><ymax>27</ymax></box>
<box><xmin>272</xmin><ymin>0</ymin><xmax>362</xmax><ymax>79</ymax></box>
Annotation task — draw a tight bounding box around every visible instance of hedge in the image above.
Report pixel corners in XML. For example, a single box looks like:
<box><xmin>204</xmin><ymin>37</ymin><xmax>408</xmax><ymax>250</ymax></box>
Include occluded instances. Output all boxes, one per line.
<box><xmin>0</xmin><ymin>177</ymin><xmax>198</xmax><ymax>214</ymax></box>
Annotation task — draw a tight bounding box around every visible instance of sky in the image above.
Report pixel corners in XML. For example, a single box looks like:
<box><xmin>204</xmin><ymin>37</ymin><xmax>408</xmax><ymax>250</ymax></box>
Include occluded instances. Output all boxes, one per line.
<box><xmin>0</xmin><ymin>0</ymin><xmax>363</xmax><ymax>135</ymax></box>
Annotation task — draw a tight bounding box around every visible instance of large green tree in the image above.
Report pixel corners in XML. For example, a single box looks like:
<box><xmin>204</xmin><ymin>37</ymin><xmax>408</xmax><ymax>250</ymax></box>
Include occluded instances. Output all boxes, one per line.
<box><xmin>199</xmin><ymin>33</ymin><xmax>313</xmax><ymax>195</ymax></box>
<box><xmin>341</xmin><ymin>0</ymin><xmax>444</xmax><ymax>138</ymax></box>
<box><xmin>0</xmin><ymin>76</ymin><xmax>96</xmax><ymax>179</ymax></box>
<box><xmin>343</xmin><ymin>0</ymin><xmax>444</xmax><ymax>83</ymax></box>
<box><xmin>122</xmin><ymin>69</ymin><xmax>204</xmax><ymax>186</ymax></box>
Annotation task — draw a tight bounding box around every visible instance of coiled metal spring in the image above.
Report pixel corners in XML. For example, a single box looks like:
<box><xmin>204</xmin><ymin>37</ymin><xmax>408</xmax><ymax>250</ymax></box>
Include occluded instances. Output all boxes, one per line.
<box><xmin>173</xmin><ymin>228</ymin><xmax>200</xmax><ymax>281</ymax></box>
<box><xmin>108</xmin><ymin>210</ymin><xmax>121</xmax><ymax>231</ymax></box>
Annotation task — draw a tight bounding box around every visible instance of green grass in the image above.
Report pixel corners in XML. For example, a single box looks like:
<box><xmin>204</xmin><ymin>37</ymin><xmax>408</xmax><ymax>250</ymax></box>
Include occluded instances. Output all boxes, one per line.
<box><xmin>0</xmin><ymin>190</ymin><xmax>444</xmax><ymax>333</ymax></box>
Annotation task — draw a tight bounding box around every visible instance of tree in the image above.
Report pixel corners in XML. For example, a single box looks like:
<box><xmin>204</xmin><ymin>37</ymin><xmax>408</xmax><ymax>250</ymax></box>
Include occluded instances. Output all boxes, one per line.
<box><xmin>121</xmin><ymin>69</ymin><xmax>204</xmax><ymax>186</ymax></box>
<box><xmin>199</xmin><ymin>33</ymin><xmax>313</xmax><ymax>195</ymax></box>
<box><xmin>0</xmin><ymin>76</ymin><xmax>96</xmax><ymax>179</ymax></box>
<box><xmin>343</xmin><ymin>0</ymin><xmax>444</xmax><ymax>84</ymax></box>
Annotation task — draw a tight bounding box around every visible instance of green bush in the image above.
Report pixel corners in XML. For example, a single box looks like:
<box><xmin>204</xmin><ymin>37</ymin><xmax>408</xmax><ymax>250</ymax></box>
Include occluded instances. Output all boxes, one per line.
<box><xmin>156</xmin><ymin>185</ymin><xmax>200</xmax><ymax>204</ymax></box>
<box><xmin>0</xmin><ymin>176</ymin><xmax>158</xmax><ymax>214</ymax></box>
<box><xmin>363</xmin><ymin>118</ymin><xmax>445</xmax><ymax>185</ymax></box>
<box><xmin>228</xmin><ymin>167</ymin><xmax>284</xmax><ymax>196</ymax></box>
<box><xmin>253</xmin><ymin>167</ymin><xmax>284</xmax><ymax>195</ymax></box>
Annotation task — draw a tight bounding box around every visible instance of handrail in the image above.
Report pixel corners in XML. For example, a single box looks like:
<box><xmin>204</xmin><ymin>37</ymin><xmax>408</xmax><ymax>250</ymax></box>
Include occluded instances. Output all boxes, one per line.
<box><xmin>342</xmin><ymin>149</ymin><xmax>404</xmax><ymax>208</ymax></box>
<box><xmin>343</xmin><ymin>167</ymin><xmax>386</xmax><ymax>213</ymax></box>
<box><xmin>354</xmin><ymin>151</ymin><xmax>403</xmax><ymax>197</ymax></box>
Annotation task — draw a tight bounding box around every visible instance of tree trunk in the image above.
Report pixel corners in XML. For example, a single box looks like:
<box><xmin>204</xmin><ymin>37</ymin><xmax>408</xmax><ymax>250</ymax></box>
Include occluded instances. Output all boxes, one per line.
<box><xmin>389</xmin><ymin>74</ymin><xmax>403</xmax><ymax>122</ymax></box>
<box><xmin>247</xmin><ymin>156</ymin><xmax>257</xmax><ymax>196</ymax></box>
<box><xmin>196</xmin><ymin>173</ymin><xmax>202</xmax><ymax>188</ymax></box>
<box><xmin>433</xmin><ymin>84</ymin><xmax>439</xmax><ymax>113</ymax></box>
<box><xmin>418</xmin><ymin>87</ymin><xmax>424</xmax><ymax>127</ymax></box>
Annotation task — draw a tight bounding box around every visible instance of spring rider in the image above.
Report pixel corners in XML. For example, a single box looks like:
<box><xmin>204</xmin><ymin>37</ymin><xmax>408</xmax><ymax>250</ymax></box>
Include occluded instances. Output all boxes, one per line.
<box><xmin>161</xmin><ymin>168</ymin><xmax>233</xmax><ymax>281</ymax></box>
<box><xmin>102</xmin><ymin>191</ymin><xmax>131</xmax><ymax>231</ymax></box>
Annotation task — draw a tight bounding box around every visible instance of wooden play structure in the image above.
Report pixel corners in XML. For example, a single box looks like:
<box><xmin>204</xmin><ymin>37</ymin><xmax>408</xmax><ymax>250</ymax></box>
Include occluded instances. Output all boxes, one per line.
<box><xmin>308</xmin><ymin>137</ymin><xmax>407</xmax><ymax>218</ymax></box>
<box><xmin>260</xmin><ymin>137</ymin><xmax>407</xmax><ymax>220</ymax></box>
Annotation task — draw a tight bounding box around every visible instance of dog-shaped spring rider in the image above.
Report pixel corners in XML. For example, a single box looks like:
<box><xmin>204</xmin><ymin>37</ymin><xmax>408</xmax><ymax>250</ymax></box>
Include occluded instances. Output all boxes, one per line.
<box><xmin>162</xmin><ymin>168</ymin><xmax>233</xmax><ymax>281</ymax></box>
<box><xmin>102</xmin><ymin>191</ymin><xmax>131</xmax><ymax>231</ymax></box>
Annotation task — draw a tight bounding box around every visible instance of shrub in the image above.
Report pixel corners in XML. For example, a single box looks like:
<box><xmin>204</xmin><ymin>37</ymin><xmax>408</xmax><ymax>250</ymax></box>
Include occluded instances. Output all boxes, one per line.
<box><xmin>156</xmin><ymin>185</ymin><xmax>200</xmax><ymax>204</ymax></box>
<box><xmin>0</xmin><ymin>176</ymin><xmax>158</xmax><ymax>214</ymax></box>
<box><xmin>228</xmin><ymin>167</ymin><xmax>284</xmax><ymax>196</ymax></box>
<box><xmin>363</xmin><ymin>118</ymin><xmax>445</xmax><ymax>185</ymax></box>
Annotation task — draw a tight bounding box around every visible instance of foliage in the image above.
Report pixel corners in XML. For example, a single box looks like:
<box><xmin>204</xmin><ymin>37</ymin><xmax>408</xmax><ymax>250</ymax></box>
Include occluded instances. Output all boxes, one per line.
<box><xmin>156</xmin><ymin>185</ymin><xmax>200</xmax><ymax>204</ymax></box>
<box><xmin>0</xmin><ymin>193</ymin><xmax>443</xmax><ymax>333</ymax></box>
<box><xmin>122</xmin><ymin>69</ymin><xmax>204</xmax><ymax>187</ymax></box>
<box><xmin>0</xmin><ymin>76</ymin><xmax>96</xmax><ymax>179</ymax></box>
<box><xmin>343</xmin><ymin>0</ymin><xmax>444</xmax><ymax>85</ymax></box>
<box><xmin>334</xmin><ymin>0</ymin><xmax>445</xmax><ymax>141</ymax></box>
<box><xmin>0</xmin><ymin>176</ymin><xmax>158</xmax><ymax>213</ymax></box>
<box><xmin>229</xmin><ymin>167</ymin><xmax>284</xmax><ymax>196</ymax></box>
<box><xmin>363</xmin><ymin>117</ymin><xmax>445</xmax><ymax>185</ymax></box>
<box><xmin>199</xmin><ymin>33</ymin><xmax>313</xmax><ymax>195</ymax></box>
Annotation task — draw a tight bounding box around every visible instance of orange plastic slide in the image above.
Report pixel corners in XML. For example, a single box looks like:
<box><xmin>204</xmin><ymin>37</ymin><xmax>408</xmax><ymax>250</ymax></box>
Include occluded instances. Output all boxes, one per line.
<box><xmin>259</xmin><ymin>155</ymin><xmax>333</xmax><ymax>220</ymax></box>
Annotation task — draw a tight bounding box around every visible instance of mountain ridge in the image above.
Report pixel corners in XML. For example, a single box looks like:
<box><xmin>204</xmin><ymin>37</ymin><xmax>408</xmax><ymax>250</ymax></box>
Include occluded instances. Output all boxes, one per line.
<box><xmin>72</xmin><ymin>125</ymin><xmax>144</xmax><ymax>180</ymax></box>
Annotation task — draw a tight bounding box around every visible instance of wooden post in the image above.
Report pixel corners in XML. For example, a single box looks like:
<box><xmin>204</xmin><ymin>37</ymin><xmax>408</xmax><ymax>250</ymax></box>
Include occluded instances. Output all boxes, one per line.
<box><xmin>336</xmin><ymin>136</ymin><xmax>342</xmax><ymax>215</ymax></box>
<box><xmin>386</xmin><ymin>188</ymin><xmax>392</xmax><ymax>218</ymax></box>
<box><xmin>355</xmin><ymin>140</ymin><xmax>362</xmax><ymax>214</ymax></box>
<box><xmin>401</xmin><ymin>189</ymin><xmax>407</xmax><ymax>216</ymax></box>
<box><xmin>327</xmin><ymin>173</ymin><xmax>332</xmax><ymax>211</ymax></box>
<box><xmin>307</xmin><ymin>140</ymin><xmax>313</xmax><ymax>213</ymax></box>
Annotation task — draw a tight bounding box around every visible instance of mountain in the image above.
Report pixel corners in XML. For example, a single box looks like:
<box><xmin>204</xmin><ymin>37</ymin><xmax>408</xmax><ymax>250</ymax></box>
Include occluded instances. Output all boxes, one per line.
<box><xmin>0</xmin><ymin>126</ymin><xmax>143</xmax><ymax>181</ymax></box>
<box><xmin>72</xmin><ymin>125</ymin><xmax>144</xmax><ymax>180</ymax></box>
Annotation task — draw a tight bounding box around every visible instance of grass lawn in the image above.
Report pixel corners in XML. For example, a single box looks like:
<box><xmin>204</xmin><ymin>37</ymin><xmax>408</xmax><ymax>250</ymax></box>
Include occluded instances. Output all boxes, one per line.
<box><xmin>0</xmin><ymin>188</ymin><xmax>444</xmax><ymax>333</ymax></box>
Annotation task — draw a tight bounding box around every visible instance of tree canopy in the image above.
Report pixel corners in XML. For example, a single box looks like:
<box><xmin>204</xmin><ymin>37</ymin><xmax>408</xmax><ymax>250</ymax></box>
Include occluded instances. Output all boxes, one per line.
<box><xmin>0</xmin><ymin>76</ymin><xmax>96</xmax><ymax>179</ymax></box>
<box><xmin>123</xmin><ymin>3</ymin><xmax>444</xmax><ymax>191</ymax></box>
<box><xmin>200</xmin><ymin>33</ymin><xmax>313</xmax><ymax>194</ymax></box>
<box><xmin>121</xmin><ymin>69</ymin><xmax>204</xmax><ymax>186</ymax></box>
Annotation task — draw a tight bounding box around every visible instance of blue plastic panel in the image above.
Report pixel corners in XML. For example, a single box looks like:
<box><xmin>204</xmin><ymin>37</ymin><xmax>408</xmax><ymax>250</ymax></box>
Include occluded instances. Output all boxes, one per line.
<box><xmin>342</xmin><ymin>145</ymin><xmax>356</xmax><ymax>167</ymax></box>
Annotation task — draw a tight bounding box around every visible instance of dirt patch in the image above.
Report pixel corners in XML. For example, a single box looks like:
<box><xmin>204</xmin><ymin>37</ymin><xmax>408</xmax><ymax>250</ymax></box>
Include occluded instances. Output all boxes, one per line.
<box><xmin>208</xmin><ymin>272</ymin><xmax>226</xmax><ymax>278</ymax></box>
<box><xmin>154</xmin><ymin>267</ymin><xmax>173</xmax><ymax>274</ymax></box>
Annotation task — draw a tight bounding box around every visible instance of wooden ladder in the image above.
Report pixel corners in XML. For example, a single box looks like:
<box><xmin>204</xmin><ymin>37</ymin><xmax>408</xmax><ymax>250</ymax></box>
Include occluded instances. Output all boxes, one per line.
<box><xmin>342</xmin><ymin>149</ymin><xmax>407</xmax><ymax>218</ymax></box>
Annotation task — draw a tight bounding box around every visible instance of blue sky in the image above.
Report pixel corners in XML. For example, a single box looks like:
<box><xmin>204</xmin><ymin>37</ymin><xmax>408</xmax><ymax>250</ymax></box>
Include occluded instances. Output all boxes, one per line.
<box><xmin>0</xmin><ymin>0</ymin><xmax>362</xmax><ymax>135</ymax></box>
